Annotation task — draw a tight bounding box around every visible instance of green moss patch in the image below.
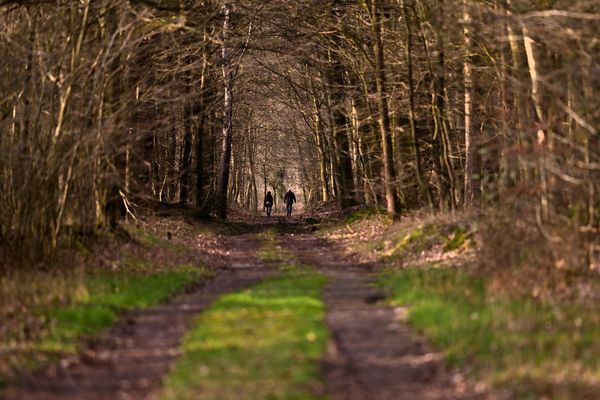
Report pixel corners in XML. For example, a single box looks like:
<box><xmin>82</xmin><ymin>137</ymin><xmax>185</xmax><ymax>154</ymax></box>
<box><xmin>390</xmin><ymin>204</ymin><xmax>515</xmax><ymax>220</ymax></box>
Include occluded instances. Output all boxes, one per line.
<box><xmin>443</xmin><ymin>226</ymin><xmax>470</xmax><ymax>253</ymax></box>
<box><xmin>159</xmin><ymin>269</ymin><xmax>329</xmax><ymax>400</ymax></box>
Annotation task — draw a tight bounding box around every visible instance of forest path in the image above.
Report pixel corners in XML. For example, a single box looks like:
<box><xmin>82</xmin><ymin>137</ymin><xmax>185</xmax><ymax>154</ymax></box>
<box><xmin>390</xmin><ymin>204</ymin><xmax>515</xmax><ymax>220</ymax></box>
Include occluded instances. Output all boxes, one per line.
<box><xmin>282</xmin><ymin>232</ymin><xmax>493</xmax><ymax>400</ymax></box>
<box><xmin>3</xmin><ymin>212</ymin><xmax>491</xmax><ymax>400</ymax></box>
<box><xmin>1</xmin><ymin>229</ymin><xmax>277</xmax><ymax>400</ymax></box>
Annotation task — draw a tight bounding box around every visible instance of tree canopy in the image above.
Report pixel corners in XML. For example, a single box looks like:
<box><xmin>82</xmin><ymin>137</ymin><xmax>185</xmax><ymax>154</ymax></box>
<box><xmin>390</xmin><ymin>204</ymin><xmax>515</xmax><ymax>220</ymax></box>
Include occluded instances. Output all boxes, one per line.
<box><xmin>1</xmin><ymin>0</ymin><xmax>599</xmax><ymax>268</ymax></box>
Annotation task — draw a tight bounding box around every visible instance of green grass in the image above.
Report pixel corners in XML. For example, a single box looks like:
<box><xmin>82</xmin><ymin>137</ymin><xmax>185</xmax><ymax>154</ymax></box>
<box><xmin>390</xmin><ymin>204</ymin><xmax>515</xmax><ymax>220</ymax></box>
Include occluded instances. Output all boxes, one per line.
<box><xmin>43</xmin><ymin>264</ymin><xmax>205</xmax><ymax>353</ymax></box>
<box><xmin>1</xmin><ymin>264</ymin><xmax>205</xmax><ymax>383</ymax></box>
<box><xmin>380</xmin><ymin>268</ymin><xmax>600</xmax><ymax>399</ymax></box>
<box><xmin>159</xmin><ymin>269</ymin><xmax>329</xmax><ymax>400</ymax></box>
<box><xmin>256</xmin><ymin>229</ymin><xmax>296</xmax><ymax>267</ymax></box>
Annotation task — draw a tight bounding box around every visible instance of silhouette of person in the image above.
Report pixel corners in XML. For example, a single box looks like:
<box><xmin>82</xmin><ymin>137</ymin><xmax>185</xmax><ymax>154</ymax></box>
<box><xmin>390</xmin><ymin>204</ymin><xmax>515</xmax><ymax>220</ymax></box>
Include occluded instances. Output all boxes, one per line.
<box><xmin>264</xmin><ymin>191</ymin><xmax>274</xmax><ymax>217</ymax></box>
<box><xmin>283</xmin><ymin>189</ymin><xmax>296</xmax><ymax>217</ymax></box>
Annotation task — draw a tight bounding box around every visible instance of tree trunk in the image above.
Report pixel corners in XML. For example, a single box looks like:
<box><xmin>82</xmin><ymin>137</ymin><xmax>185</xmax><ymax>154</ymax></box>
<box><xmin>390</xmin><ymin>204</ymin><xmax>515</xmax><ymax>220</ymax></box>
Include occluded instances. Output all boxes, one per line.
<box><xmin>504</xmin><ymin>3</ymin><xmax>526</xmax><ymax>187</ymax></box>
<box><xmin>463</xmin><ymin>0</ymin><xmax>480</xmax><ymax>207</ymax></box>
<box><xmin>325</xmin><ymin>3</ymin><xmax>357</xmax><ymax>209</ymax></box>
<box><xmin>179</xmin><ymin>102</ymin><xmax>193</xmax><ymax>205</ymax></box>
<box><xmin>195</xmin><ymin>111</ymin><xmax>205</xmax><ymax>208</ymax></box>
<box><xmin>522</xmin><ymin>24</ymin><xmax>549</xmax><ymax>220</ymax></box>
<box><xmin>310</xmin><ymin>78</ymin><xmax>330</xmax><ymax>202</ymax></box>
<box><xmin>215</xmin><ymin>1</ymin><xmax>234</xmax><ymax>218</ymax></box>
<box><xmin>350</xmin><ymin>96</ymin><xmax>365</xmax><ymax>204</ymax></box>
<box><xmin>369</xmin><ymin>0</ymin><xmax>399</xmax><ymax>217</ymax></box>
<box><xmin>323</xmin><ymin>81</ymin><xmax>341</xmax><ymax>199</ymax></box>
<box><xmin>421</xmin><ymin>0</ymin><xmax>456</xmax><ymax>211</ymax></box>
<box><xmin>401</xmin><ymin>0</ymin><xmax>434</xmax><ymax>211</ymax></box>
<box><xmin>103</xmin><ymin>5</ymin><xmax>127</xmax><ymax>229</ymax></box>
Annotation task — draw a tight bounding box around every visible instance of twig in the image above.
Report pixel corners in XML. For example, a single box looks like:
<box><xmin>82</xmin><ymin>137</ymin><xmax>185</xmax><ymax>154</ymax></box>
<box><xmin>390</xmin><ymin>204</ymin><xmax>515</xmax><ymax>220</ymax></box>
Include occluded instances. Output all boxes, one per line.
<box><xmin>119</xmin><ymin>190</ymin><xmax>138</xmax><ymax>221</ymax></box>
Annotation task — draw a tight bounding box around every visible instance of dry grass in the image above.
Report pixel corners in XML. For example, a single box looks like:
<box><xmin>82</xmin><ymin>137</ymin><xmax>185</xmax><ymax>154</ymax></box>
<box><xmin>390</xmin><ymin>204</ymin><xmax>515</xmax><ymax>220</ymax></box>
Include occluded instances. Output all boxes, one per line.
<box><xmin>0</xmin><ymin>213</ymin><xmax>217</xmax><ymax>383</ymax></box>
<box><xmin>322</xmin><ymin>208</ymin><xmax>479</xmax><ymax>269</ymax></box>
<box><xmin>478</xmin><ymin>209</ymin><xmax>600</xmax><ymax>302</ymax></box>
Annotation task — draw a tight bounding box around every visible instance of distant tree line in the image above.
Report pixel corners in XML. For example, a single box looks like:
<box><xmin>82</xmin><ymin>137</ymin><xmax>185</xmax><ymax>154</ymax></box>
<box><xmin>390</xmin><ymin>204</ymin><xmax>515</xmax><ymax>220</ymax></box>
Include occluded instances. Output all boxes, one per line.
<box><xmin>0</xmin><ymin>0</ymin><xmax>598</xmax><ymax>269</ymax></box>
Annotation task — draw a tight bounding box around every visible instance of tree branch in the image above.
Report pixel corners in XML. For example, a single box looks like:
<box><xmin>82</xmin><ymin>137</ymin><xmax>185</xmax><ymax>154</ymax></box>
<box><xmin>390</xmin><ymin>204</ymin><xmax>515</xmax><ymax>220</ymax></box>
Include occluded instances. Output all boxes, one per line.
<box><xmin>128</xmin><ymin>0</ymin><xmax>189</xmax><ymax>12</ymax></box>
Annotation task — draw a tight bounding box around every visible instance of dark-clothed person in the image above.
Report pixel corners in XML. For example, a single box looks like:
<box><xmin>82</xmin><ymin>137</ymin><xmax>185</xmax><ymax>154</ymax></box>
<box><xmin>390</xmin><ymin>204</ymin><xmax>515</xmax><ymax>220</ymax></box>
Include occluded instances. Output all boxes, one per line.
<box><xmin>283</xmin><ymin>189</ymin><xmax>296</xmax><ymax>217</ymax></box>
<box><xmin>264</xmin><ymin>191</ymin><xmax>274</xmax><ymax>216</ymax></box>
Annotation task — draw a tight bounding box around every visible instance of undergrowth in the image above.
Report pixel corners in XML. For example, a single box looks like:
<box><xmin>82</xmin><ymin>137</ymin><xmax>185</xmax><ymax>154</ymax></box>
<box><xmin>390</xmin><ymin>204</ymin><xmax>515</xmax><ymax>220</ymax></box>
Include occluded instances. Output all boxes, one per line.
<box><xmin>0</xmin><ymin>225</ymin><xmax>207</xmax><ymax>385</ymax></box>
<box><xmin>325</xmin><ymin>209</ymin><xmax>474</xmax><ymax>266</ymax></box>
<box><xmin>344</xmin><ymin>207</ymin><xmax>387</xmax><ymax>225</ymax></box>
<box><xmin>381</xmin><ymin>268</ymin><xmax>600</xmax><ymax>399</ymax></box>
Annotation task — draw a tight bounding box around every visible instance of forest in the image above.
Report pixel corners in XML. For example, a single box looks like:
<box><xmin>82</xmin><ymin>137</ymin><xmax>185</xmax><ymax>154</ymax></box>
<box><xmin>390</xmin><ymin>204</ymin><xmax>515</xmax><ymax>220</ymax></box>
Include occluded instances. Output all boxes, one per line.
<box><xmin>1</xmin><ymin>0</ymin><xmax>599</xmax><ymax>263</ymax></box>
<box><xmin>1</xmin><ymin>0</ymin><xmax>599</xmax><ymax>399</ymax></box>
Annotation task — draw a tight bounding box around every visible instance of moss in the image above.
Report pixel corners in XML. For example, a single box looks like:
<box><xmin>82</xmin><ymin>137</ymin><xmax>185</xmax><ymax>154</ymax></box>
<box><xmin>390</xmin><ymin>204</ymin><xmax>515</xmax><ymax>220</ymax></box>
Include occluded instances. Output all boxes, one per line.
<box><xmin>386</xmin><ymin>224</ymin><xmax>439</xmax><ymax>256</ymax></box>
<box><xmin>159</xmin><ymin>269</ymin><xmax>329</xmax><ymax>400</ymax></box>
<box><xmin>443</xmin><ymin>226</ymin><xmax>469</xmax><ymax>253</ymax></box>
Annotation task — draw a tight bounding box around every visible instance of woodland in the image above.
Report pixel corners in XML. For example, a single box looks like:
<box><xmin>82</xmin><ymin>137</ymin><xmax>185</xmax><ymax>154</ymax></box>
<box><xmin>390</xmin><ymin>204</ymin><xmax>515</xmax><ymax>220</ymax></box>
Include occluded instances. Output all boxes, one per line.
<box><xmin>1</xmin><ymin>0</ymin><xmax>600</xmax><ymax>399</ymax></box>
<box><xmin>1</xmin><ymin>0</ymin><xmax>599</xmax><ymax>263</ymax></box>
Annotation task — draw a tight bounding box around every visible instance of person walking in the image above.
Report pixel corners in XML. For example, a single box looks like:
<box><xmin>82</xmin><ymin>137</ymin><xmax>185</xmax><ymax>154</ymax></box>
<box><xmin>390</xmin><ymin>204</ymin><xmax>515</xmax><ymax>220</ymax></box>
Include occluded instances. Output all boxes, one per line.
<box><xmin>283</xmin><ymin>189</ymin><xmax>296</xmax><ymax>217</ymax></box>
<box><xmin>263</xmin><ymin>191</ymin><xmax>274</xmax><ymax>217</ymax></box>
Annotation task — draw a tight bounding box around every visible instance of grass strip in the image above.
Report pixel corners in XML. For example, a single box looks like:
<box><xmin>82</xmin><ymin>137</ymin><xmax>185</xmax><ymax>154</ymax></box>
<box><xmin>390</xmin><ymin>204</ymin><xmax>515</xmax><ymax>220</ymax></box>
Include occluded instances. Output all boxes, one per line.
<box><xmin>256</xmin><ymin>229</ymin><xmax>296</xmax><ymax>268</ymax></box>
<box><xmin>159</xmin><ymin>268</ymin><xmax>329</xmax><ymax>400</ymax></box>
<box><xmin>381</xmin><ymin>268</ymin><xmax>600</xmax><ymax>399</ymax></box>
<box><xmin>42</xmin><ymin>264</ymin><xmax>205</xmax><ymax>353</ymax></box>
<box><xmin>1</xmin><ymin>264</ymin><xmax>205</xmax><ymax>383</ymax></box>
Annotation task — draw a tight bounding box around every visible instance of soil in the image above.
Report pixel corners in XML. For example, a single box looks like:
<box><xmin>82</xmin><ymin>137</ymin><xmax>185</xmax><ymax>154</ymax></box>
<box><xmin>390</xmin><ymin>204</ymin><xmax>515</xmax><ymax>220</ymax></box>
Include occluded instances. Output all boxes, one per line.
<box><xmin>283</xmin><ymin>233</ymin><xmax>494</xmax><ymax>400</ymax></box>
<box><xmin>2</xmin><ymin>212</ymin><xmax>496</xmax><ymax>400</ymax></box>
<box><xmin>2</xmin><ymin>230</ymin><xmax>275</xmax><ymax>400</ymax></box>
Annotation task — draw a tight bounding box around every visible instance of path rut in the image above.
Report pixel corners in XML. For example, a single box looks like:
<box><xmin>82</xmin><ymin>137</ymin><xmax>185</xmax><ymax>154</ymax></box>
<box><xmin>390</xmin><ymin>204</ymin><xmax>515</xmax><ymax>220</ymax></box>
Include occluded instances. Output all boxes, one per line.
<box><xmin>2</xmin><ymin>232</ymin><xmax>275</xmax><ymax>400</ymax></box>
<box><xmin>3</xmin><ymin>269</ymin><xmax>275</xmax><ymax>400</ymax></box>
<box><xmin>284</xmin><ymin>233</ymin><xmax>492</xmax><ymax>400</ymax></box>
<box><xmin>3</xmin><ymin>218</ymin><xmax>495</xmax><ymax>400</ymax></box>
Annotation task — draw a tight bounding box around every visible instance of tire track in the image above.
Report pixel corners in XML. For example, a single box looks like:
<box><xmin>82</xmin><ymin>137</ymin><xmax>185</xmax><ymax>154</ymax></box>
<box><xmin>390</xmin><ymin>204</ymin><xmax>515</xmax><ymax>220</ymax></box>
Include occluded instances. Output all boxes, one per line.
<box><xmin>2</xmin><ymin>233</ymin><xmax>276</xmax><ymax>400</ymax></box>
<box><xmin>284</xmin><ymin>233</ymin><xmax>493</xmax><ymax>400</ymax></box>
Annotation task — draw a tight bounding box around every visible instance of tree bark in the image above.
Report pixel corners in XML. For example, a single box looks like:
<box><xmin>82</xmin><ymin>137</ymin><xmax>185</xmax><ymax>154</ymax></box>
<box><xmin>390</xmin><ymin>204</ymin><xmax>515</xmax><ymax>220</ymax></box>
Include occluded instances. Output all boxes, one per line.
<box><xmin>369</xmin><ymin>0</ymin><xmax>400</xmax><ymax>217</ymax></box>
<box><xmin>421</xmin><ymin>0</ymin><xmax>456</xmax><ymax>211</ymax></box>
<box><xmin>401</xmin><ymin>0</ymin><xmax>434</xmax><ymax>211</ymax></box>
<box><xmin>522</xmin><ymin>24</ymin><xmax>549</xmax><ymax>220</ymax></box>
<box><xmin>325</xmin><ymin>43</ymin><xmax>355</xmax><ymax>208</ymax></box>
<box><xmin>179</xmin><ymin>101</ymin><xmax>193</xmax><ymax>205</ymax></box>
<box><xmin>505</xmin><ymin>1</ymin><xmax>529</xmax><ymax>185</ymax></box>
<box><xmin>463</xmin><ymin>0</ymin><xmax>480</xmax><ymax>207</ymax></box>
<box><xmin>310</xmin><ymin>77</ymin><xmax>330</xmax><ymax>202</ymax></box>
<box><xmin>215</xmin><ymin>1</ymin><xmax>234</xmax><ymax>218</ymax></box>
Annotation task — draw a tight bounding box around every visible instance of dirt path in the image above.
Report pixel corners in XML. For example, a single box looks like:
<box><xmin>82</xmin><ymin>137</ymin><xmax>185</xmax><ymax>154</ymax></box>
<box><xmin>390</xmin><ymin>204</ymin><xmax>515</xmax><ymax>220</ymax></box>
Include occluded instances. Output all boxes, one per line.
<box><xmin>2</xmin><ymin>234</ymin><xmax>275</xmax><ymax>400</ymax></box>
<box><xmin>3</xmin><ymin>215</ymin><xmax>494</xmax><ymax>400</ymax></box>
<box><xmin>283</xmin><ymin>233</ymin><xmax>493</xmax><ymax>400</ymax></box>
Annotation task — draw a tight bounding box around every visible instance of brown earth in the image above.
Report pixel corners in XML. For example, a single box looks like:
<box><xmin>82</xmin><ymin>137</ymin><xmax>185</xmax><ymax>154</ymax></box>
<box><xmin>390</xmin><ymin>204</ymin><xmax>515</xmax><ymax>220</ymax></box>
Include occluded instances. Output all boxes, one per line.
<box><xmin>283</xmin><ymin>233</ymin><xmax>495</xmax><ymax>400</ymax></box>
<box><xmin>2</xmin><ymin>224</ymin><xmax>275</xmax><ymax>400</ymax></box>
<box><xmin>2</xmin><ymin>211</ymin><xmax>496</xmax><ymax>400</ymax></box>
